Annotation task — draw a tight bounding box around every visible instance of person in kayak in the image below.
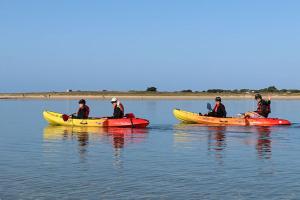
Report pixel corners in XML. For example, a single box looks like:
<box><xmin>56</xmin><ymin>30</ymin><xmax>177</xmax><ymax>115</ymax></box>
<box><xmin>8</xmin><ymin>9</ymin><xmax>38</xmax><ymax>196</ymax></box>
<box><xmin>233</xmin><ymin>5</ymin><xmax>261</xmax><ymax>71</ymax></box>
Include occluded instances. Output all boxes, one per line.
<box><xmin>111</xmin><ymin>97</ymin><xmax>124</xmax><ymax>118</ymax></box>
<box><xmin>244</xmin><ymin>94</ymin><xmax>271</xmax><ymax>118</ymax></box>
<box><xmin>76</xmin><ymin>99</ymin><xmax>90</xmax><ymax>119</ymax></box>
<box><xmin>254</xmin><ymin>94</ymin><xmax>271</xmax><ymax>118</ymax></box>
<box><xmin>207</xmin><ymin>97</ymin><xmax>227</xmax><ymax>118</ymax></box>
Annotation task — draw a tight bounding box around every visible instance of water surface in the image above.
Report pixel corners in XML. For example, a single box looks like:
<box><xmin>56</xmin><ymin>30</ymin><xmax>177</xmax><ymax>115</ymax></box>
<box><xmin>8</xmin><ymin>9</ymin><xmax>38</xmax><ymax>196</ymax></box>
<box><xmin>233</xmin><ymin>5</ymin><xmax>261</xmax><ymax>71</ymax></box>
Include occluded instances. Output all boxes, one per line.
<box><xmin>0</xmin><ymin>99</ymin><xmax>300</xmax><ymax>199</ymax></box>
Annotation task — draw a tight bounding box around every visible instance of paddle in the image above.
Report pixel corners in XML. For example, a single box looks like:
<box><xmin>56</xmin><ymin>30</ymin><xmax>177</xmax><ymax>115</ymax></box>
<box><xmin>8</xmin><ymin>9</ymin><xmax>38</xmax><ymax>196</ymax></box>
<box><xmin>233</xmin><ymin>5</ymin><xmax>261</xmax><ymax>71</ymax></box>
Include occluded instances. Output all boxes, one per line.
<box><xmin>207</xmin><ymin>103</ymin><xmax>212</xmax><ymax>111</ymax></box>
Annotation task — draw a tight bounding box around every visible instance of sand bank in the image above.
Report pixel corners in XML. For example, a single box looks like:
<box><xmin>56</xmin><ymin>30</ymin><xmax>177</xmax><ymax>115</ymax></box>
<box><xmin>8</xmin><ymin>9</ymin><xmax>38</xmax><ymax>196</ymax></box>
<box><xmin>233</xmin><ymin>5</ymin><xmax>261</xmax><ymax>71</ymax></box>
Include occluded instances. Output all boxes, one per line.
<box><xmin>1</xmin><ymin>92</ymin><xmax>300</xmax><ymax>100</ymax></box>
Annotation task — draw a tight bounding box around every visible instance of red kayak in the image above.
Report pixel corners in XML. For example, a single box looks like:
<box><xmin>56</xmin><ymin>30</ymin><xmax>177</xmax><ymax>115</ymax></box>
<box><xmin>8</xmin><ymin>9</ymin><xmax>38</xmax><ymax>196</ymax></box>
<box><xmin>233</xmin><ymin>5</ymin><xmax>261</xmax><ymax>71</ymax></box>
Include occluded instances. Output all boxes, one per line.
<box><xmin>104</xmin><ymin>116</ymin><xmax>150</xmax><ymax>128</ymax></box>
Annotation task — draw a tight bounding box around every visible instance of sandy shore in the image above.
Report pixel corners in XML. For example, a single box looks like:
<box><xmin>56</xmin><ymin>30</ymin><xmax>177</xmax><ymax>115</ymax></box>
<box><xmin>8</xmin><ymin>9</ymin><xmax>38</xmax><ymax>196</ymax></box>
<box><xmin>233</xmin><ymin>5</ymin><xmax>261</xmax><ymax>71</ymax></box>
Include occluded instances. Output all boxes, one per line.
<box><xmin>1</xmin><ymin>92</ymin><xmax>300</xmax><ymax>100</ymax></box>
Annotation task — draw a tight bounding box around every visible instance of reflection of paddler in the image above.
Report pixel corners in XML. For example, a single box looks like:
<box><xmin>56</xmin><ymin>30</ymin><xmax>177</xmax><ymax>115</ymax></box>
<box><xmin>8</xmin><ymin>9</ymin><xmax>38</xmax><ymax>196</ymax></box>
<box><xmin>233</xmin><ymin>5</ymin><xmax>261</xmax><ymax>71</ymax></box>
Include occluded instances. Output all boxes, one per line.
<box><xmin>77</xmin><ymin>131</ymin><xmax>89</xmax><ymax>157</ymax></box>
<box><xmin>112</xmin><ymin>134</ymin><xmax>125</xmax><ymax>149</ymax></box>
<box><xmin>77</xmin><ymin>131</ymin><xmax>89</xmax><ymax>147</ymax></box>
<box><xmin>207</xmin><ymin>126</ymin><xmax>226</xmax><ymax>152</ymax></box>
<box><xmin>206</xmin><ymin>126</ymin><xmax>227</xmax><ymax>164</ymax></box>
<box><xmin>256</xmin><ymin>127</ymin><xmax>272</xmax><ymax>159</ymax></box>
<box><xmin>106</xmin><ymin>127</ymin><xmax>148</xmax><ymax>149</ymax></box>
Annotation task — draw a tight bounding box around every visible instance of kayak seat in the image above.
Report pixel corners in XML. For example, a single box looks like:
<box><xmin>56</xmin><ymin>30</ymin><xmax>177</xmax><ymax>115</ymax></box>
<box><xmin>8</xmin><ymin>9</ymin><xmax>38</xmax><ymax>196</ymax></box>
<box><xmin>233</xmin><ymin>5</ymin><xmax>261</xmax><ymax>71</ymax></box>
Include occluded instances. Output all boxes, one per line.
<box><xmin>125</xmin><ymin>113</ymin><xmax>135</xmax><ymax>118</ymax></box>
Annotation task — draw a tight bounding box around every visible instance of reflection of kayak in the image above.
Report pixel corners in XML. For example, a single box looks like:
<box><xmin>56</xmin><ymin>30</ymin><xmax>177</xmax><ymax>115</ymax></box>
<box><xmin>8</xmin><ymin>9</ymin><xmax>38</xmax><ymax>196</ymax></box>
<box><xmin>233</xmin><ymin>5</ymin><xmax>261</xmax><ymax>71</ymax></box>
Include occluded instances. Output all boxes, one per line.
<box><xmin>43</xmin><ymin>126</ymin><xmax>148</xmax><ymax>149</ymax></box>
<box><xmin>43</xmin><ymin>125</ymin><xmax>148</xmax><ymax>140</ymax></box>
<box><xmin>43</xmin><ymin>111</ymin><xmax>149</xmax><ymax>128</ymax></box>
<box><xmin>43</xmin><ymin>126</ymin><xmax>102</xmax><ymax>140</ymax></box>
<box><xmin>173</xmin><ymin>109</ymin><xmax>291</xmax><ymax>126</ymax></box>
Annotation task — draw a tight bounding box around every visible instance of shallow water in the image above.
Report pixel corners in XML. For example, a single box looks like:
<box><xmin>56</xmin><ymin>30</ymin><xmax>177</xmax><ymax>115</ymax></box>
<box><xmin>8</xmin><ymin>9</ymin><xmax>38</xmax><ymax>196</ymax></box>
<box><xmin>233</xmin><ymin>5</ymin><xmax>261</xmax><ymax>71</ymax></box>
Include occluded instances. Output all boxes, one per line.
<box><xmin>1</xmin><ymin>99</ymin><xmax>300</xmax><ymax>199</ymax></box>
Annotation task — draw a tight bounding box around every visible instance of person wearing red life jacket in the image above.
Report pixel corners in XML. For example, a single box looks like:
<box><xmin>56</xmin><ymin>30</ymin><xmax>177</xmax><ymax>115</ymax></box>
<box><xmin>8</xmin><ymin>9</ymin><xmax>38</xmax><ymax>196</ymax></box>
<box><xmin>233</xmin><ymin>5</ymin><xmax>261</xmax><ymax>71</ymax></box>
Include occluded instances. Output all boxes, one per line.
<box><xmin>207</xmin><ymin>97</ymin><xmax>227</xmax><ymax>118</ymax></box>
<box><xmin>111</xmin><ymin>97</ymin><xmax>124</xmax><ymax>119</ymax></box>
<box><xmin>254</xmin><ymin>94</ymin><xmax>271</xmax><ymax>118</ymax></box>
<box><xmin>76</xmin><ymin>99</ymin><xmax>90</xmax><ymax>119</ymax></box>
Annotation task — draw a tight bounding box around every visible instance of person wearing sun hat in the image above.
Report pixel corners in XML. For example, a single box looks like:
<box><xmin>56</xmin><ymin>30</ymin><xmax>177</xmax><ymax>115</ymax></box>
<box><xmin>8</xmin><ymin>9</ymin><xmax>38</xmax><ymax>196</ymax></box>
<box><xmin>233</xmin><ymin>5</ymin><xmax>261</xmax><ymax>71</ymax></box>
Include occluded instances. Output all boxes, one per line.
<box><xmin>110</xmin><ymin>97</ymin><xmax>125</xmax><ymax>118</ymax></box>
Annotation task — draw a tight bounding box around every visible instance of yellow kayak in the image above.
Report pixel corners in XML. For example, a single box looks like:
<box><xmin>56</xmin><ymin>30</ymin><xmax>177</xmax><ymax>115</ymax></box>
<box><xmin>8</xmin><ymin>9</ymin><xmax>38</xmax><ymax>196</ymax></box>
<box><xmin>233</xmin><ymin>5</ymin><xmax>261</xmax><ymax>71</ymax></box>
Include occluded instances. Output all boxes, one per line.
<box><xmin>43</xmin><ymin>111</ymin><xmax>149</xmax><ymax>127</ymax></box>
<box><xmin>43</xmin><ymin>111</ymin><xmax>107</xmax><ymax>127</ymax></box>
<box><xmin>173</xmin><ymin>109</ymin><xmax>291</xmax><ymax>126</ymax></box>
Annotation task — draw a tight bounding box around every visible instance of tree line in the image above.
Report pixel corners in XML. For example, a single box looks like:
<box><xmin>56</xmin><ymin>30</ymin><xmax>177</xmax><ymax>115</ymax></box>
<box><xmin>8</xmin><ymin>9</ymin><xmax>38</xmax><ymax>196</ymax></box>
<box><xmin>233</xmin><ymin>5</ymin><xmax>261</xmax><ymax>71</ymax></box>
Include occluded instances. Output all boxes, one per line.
<box><xmin>145</xmin><ymin>86</ymin><xmax>300</xmax><ymax>93</ymax></box>
<box><xmin>63</xmin><ymin>86</ymin><xmax>300</xmax><ymax>94</ymax></box>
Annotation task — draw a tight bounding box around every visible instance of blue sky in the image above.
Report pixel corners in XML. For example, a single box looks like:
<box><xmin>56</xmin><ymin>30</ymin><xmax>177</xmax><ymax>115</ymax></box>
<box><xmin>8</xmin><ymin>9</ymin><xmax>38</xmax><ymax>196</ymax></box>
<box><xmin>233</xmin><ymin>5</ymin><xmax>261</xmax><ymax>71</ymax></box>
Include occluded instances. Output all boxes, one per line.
<box><xmin>0</xmin><ymin>0</ymin><xmax>299</xmax><ymax>92</ymax></box>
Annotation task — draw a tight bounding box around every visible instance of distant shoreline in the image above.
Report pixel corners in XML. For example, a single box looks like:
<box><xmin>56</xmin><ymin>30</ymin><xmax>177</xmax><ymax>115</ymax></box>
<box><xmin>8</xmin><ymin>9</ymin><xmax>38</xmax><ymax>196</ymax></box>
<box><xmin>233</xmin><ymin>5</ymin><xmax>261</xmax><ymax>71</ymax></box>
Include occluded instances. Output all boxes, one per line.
<box><xmin>1</xmin><ymin>92</ymin><xmax>300</xmax><ymax>100</ymax></box>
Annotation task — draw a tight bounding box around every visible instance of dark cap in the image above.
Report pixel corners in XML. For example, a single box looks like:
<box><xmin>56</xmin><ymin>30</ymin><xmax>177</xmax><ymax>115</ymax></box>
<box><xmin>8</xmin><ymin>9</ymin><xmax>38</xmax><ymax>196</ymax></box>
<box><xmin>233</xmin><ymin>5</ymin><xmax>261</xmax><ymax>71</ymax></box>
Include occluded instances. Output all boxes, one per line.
<box><xmin>215</xmin><ymin>96</ymin><xmax>222</xmax><ymax>102</ymax></box>
<box><xmin>255</xmin><ymin>94</ymin><xmax>262</xmax><ymax>100</ymax></box>
<box><xmin>78</xmin><ymin>99</ymin><xmax>86</xmax><ymax>104</ymax></box>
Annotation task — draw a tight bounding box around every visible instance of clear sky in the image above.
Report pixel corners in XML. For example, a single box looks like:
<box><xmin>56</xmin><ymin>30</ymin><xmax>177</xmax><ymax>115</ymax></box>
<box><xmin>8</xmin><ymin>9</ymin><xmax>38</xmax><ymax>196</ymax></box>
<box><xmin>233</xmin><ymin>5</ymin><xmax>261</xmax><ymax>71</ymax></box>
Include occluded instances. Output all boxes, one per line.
<box><xmin>0</xmin><ymin>0</ymin><xmax>299</xmax><ymax>92</ymax></box>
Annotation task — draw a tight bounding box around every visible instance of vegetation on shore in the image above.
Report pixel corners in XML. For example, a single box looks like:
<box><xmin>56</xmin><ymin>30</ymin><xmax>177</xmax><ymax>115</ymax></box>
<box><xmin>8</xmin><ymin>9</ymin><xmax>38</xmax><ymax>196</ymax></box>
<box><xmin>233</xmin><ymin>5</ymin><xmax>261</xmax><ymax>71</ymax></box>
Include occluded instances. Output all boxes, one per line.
<box><xmin>1</xmin><ymin>86</ymin><xmax>300</xmax><ymax>99</ymax></box>
<box><xmin>109</xmin><ymin>85</ymin><xmax>300</xmax><ymax>94</ymax></box>
<box><xmin>138</xmin><ymin>86</ymin><xmax>300</xmax><ymax>94</ymax></box>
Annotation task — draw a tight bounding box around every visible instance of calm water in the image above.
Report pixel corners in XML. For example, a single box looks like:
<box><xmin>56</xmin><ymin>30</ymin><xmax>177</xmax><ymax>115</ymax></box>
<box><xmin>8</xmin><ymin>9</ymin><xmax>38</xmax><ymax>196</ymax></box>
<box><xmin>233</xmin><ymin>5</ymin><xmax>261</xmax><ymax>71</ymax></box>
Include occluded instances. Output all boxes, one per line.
<box><xmin>1</xmin><ymin>99</ymin><xmax>300</xmax><ymax>200</ymax></box>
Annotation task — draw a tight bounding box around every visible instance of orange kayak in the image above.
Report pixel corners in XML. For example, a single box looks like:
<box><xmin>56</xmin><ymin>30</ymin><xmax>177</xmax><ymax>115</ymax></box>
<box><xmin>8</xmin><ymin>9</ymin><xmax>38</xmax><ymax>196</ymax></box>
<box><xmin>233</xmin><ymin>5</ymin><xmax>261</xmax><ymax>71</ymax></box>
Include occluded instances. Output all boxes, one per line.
<box><xmin>173</xmin><ymin>109</ymin><xmax>291</xmax><ymax>126</ymax></box>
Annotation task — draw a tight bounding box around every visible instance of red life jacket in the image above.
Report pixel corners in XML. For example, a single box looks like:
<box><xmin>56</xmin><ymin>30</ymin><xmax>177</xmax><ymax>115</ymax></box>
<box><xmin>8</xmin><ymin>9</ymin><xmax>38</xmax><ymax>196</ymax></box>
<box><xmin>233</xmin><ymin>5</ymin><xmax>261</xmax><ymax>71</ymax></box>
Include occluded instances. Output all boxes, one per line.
<box><xmin>213</xmin><ymin>104</ymin><xmax>219</xmax><ymax>112</ymax></box>
<box><xmin>114</xmin><ymin>103</ymin><xmax>124</xmax><ymax>113</ymax></box>
<box><xmin>113</xmin><ymin>103</ymin><xmax>125</xmax><ymax>118</ymax></box>
<box><xmin>209</xmin><ymin>103</ymin><xmax>227</xmax><ymax>118</ymax></box>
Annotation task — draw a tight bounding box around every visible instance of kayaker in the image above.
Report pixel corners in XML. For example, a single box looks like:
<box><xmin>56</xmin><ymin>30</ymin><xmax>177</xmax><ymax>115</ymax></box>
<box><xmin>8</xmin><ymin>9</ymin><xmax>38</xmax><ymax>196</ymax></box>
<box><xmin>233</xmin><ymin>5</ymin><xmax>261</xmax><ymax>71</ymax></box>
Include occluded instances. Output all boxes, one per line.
<box><xmin>76</xmin><ymin>99</ymin><xmax>90</xmax><ymax>119</ymax></box>
<box><xmin>254</xmin><ymin>94</ymin><xmax>271</xmax><ymax>118</ymax></box>
<box><xmin>207</xmin><ymin>97</ymin><xmax>227</xmax><ymax>118</ymax></box>
<box><xmin>111</xmin><ymin>97</ymin><xmax>124</xmax><ymax>118</ymax></box>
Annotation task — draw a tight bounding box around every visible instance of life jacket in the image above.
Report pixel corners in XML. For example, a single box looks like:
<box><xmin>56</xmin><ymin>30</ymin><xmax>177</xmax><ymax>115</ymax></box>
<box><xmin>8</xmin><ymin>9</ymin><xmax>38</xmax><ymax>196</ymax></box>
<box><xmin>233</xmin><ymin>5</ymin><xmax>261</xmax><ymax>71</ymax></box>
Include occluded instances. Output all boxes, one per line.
<box><xmin>118</xmin><ymin>102</ymin><xmax>124</xmax><ymax>113</ymax></box>
<box><xmin>113</xmin><ymin>102</ymin><xmax>124</xmax><ymax>118</ymax></box>
<box><xmin>77</xmin><ymin>105</ymin><xmax>90</xmax><ymax>119</ymax></box>
<box><xmin>211</xmin><ymin>103</ymin><xmax>227</xmax><ymax>118</ymax></box>
<box><xmin>257</xmin><ymin>99</ymin><xmax>271</xmax><ymax>118</ymax></box>
<box><xmin>213</xmin><ymin>104</ymin><xmax>219</xmax><ymax>112</ymax></box>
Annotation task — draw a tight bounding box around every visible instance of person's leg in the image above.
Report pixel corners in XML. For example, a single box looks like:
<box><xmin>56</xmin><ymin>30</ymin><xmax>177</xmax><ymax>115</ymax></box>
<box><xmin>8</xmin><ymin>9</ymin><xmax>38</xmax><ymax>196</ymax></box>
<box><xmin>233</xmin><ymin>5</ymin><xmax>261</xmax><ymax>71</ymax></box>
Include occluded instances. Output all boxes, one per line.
<box><xmin>207</xmin><ymin>112</ymin><xmax>215</xmax><ymax>117</ymax></box>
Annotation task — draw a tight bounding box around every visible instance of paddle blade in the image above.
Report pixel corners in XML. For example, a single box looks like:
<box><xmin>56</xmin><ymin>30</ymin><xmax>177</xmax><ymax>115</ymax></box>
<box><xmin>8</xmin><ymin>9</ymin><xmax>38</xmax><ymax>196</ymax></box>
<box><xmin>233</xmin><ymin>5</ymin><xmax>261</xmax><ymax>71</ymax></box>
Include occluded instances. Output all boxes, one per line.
<box><xmin>207</xmin><ymin>103</ymin><xmax>212</xmax><ymax>111</ymax></box>
<box><xmin>62</xmin><ymin>114</ymin><xmax>69</xmax><ymax>121</ymax></box>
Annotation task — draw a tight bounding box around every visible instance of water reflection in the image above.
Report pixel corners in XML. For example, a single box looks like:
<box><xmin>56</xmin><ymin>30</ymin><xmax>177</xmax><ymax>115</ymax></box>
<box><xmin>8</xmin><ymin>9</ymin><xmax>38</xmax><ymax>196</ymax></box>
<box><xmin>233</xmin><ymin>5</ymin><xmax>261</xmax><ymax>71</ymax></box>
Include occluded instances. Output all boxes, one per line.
<box><xmin>255</xmin><ymin>127</ymin><xmax>272</xmax><ymax>160</ymax></box>
<box><xmin>207</xmin><ymin>126</ymin><xmax>227</xmax><ymax>162</ymax></box>
<box><xmin>76</xmin><ymin>131</ymin><xmax>89</xmax><ymax>160</ymax></box>
<box><xmin>104</xmin><ymin>127</ymin><xmax>149</xmax><ymax>169</ymax></box>
<box><xmin>43</xmin><ymin>126</ymin><xmax>148</xmax><ymax>164</ymax></box>
<box><xmin>174</xmin><ymin>124</ymin><xmax>275</xmax><ymax>162</ymax></box>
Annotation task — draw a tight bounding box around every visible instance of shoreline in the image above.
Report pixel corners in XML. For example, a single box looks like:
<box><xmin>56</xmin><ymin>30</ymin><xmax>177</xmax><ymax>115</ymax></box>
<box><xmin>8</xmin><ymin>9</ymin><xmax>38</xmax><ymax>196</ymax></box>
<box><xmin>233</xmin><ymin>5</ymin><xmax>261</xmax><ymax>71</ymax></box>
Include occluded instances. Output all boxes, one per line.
<box><xmin>1</xmin><ymin>92</ymin><xmax>300</xmax><ymax>100</ymax></box>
